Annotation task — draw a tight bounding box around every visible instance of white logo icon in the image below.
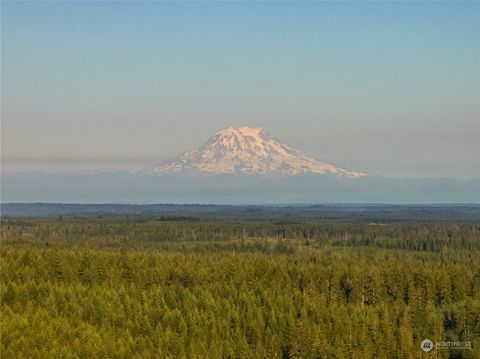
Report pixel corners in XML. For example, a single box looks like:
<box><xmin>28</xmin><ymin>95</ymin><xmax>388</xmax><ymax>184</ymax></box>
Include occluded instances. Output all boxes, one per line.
<box><xmin>421</xmin><ymin>339</ymin><xmax>433</xmax><ymax>352</ymax></box>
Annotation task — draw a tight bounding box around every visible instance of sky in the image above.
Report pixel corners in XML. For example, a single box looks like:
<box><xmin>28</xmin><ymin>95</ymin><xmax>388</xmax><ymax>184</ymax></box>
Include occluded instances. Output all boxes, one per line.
<box><xmin>2</xmin><ymin>1</ymin><xmax>479</xmax><ymax>179</ymax></box>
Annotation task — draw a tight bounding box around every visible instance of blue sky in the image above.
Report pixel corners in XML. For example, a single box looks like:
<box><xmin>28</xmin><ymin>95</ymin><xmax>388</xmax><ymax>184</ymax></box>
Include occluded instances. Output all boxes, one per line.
<box><xmin>2</xmin><ymin>1</ymin><xmax>479</xmax><ymax>178</ymax></box>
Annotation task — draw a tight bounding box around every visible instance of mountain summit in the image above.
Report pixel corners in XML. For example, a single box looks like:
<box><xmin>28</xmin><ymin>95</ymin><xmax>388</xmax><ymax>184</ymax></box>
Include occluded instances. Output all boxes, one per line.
<box><xmin>148</xmin><ymin>126</ymin><xmax>366</xmax><ymax>178</ymax></box>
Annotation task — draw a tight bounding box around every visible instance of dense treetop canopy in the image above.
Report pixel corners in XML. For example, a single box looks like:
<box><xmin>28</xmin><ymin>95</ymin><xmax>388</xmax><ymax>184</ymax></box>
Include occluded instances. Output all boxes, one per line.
<box><xmin>1</xmin><ymin>219</ymin><xmax>479</xmax><ymax>358</ymax></box>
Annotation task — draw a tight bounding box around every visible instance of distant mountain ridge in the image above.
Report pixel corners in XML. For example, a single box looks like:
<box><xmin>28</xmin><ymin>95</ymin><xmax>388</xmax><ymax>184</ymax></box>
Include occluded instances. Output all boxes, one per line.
<box><xmin>147</xmin><ymin>126</ymin><xmax>365</xmax><ymax>178</ymax></box>
<box><xmin>3</xmin><ymin>126</ymin><xmax>478</xmax><ymax>204</ymax></box>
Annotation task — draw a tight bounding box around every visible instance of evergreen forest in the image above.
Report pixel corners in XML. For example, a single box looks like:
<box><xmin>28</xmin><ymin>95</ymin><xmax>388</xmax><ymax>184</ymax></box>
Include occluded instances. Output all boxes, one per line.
<box><xmin>1</xmin><ymin>218</ymin><xmax>479</xmax><ymax>358</ymax></box>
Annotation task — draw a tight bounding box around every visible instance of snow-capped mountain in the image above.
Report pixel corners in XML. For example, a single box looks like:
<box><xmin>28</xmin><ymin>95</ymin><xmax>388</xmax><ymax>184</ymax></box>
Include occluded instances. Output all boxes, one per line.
<box><xmin>148</xmin><ymin>126</ymin><xmax>366</xmax><ymax>178</ymax></box>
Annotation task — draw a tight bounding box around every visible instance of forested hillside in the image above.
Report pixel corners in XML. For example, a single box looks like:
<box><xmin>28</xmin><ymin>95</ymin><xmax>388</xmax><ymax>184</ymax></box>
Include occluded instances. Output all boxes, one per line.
<box><xmin>1</xmin><ymin>219</ymin><xmax>479</xmax><ymax>358</ymax></box>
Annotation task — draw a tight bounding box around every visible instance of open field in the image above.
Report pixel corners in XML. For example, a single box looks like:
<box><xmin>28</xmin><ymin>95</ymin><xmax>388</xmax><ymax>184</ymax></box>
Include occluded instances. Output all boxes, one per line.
<box><xmin>1</xmin><ymin>216</ymin><xmax>479</xmax><ymax>358</ymax></box>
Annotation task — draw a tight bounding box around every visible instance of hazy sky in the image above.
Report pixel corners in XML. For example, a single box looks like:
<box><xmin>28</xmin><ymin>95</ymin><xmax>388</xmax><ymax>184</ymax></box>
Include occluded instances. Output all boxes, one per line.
<box><xmin>2</xmin><ymin>1</ymin><xmax>479</xmax><ymax>178</ymax></box>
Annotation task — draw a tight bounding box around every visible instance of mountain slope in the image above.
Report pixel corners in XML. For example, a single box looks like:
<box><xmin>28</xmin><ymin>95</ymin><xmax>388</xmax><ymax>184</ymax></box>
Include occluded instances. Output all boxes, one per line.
<box><xmin>148</xmin><ymin>126</ymin><xmax>365</xmax><ymax>178</ymax></box>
